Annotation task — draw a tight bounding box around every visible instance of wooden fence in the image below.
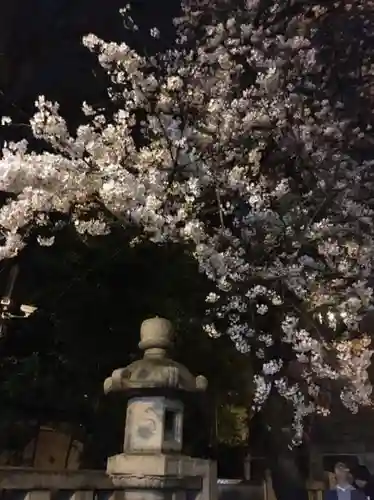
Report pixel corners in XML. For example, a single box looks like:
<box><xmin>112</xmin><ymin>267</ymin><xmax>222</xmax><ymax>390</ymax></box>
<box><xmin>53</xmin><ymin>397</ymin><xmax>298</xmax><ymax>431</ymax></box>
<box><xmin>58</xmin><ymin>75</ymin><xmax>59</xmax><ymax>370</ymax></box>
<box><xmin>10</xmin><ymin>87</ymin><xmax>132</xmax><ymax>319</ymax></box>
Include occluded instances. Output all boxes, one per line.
<box><xmin>263</xmin><ymin>475</ymin><xmax>325</xmax><ymax>500</ymax></box>
<box><xmin>0</xmin><ymin>467</ymin><xmax>117</xmax><ymax>500</ymax></box>
<box><xmin>0</xmin><ymin>467</ymin><xmax>264</xmax><ymax>500</ymax></box>
<box><xmin>0</xmin><ymin>466</ymin><xmax>327</xmax><ymax>500</ymax></box>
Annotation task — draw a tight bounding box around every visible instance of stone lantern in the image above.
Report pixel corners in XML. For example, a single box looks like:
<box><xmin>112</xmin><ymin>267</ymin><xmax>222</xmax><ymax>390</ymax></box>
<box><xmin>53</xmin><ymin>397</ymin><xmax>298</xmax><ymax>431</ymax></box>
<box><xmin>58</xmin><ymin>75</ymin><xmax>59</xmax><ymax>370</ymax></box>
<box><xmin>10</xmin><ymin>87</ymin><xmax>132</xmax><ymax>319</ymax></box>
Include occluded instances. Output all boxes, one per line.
<box><xmin>104</xmin><ymin>317</ymin><xmax>217</xmax><ymax>500</ymax></box>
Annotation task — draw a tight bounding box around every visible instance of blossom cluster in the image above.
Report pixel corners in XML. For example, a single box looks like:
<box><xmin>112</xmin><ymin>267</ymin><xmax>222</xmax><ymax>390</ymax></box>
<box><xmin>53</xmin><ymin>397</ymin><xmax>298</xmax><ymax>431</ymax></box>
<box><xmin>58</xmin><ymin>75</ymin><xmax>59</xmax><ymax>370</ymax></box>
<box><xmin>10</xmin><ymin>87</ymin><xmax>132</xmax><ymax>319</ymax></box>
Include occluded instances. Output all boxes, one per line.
<box><xmin>1</xmin><ymin>0</ymin><xmax>374</xmax><ymax>440</ymax></box>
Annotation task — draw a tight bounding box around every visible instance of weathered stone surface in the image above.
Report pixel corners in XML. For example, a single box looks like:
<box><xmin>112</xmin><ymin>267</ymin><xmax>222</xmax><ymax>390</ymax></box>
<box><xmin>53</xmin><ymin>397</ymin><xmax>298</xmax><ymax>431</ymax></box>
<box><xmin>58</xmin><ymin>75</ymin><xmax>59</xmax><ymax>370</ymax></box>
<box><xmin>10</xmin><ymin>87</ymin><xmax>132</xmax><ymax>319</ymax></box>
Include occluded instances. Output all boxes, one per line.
<box><xmin>124</xmin><ymin>397</ymin><xmax>183</xmax><ymax>453</ymax></box>
<box><xmin>104</xmin><ymin>318</ymin><xmax>208</xmax><ymax>394</ymax></box>
<box><xmin>105</xmin><ymin>317</ymin><xmax>216</xmax><ymax>500</ymax></box>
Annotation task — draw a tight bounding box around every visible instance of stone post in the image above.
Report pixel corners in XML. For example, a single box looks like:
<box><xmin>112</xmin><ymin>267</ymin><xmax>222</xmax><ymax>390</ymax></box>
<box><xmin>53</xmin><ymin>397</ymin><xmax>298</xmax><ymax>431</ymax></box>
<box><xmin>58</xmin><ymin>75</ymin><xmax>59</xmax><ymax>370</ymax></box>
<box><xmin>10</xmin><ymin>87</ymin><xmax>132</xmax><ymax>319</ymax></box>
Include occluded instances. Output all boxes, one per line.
<box><xmin>104</xmin><ymin>317</ymin><xmax>217</xmax><ymax>500</ymax></box>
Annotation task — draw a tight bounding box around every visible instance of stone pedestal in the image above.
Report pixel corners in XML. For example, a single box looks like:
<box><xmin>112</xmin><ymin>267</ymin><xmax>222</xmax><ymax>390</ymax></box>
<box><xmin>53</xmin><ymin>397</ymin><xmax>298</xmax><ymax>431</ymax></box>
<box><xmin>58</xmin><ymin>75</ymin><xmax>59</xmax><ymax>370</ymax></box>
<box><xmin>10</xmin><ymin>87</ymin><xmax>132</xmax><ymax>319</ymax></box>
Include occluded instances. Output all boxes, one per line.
<box><xmin>107</xmin><ymin>453</ymin><xmax>217</xmax><ymax>500</ymax></box>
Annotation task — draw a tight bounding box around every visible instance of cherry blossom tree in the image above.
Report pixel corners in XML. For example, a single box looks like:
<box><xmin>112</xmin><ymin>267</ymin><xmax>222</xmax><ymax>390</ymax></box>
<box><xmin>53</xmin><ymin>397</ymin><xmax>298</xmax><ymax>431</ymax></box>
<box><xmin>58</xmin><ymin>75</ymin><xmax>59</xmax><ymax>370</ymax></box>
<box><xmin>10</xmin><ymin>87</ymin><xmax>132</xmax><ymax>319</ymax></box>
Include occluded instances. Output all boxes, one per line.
<box><xmin>0</xmin><ymin>0</ymin><xmax>373</xmax><ymax>452</ymax></box>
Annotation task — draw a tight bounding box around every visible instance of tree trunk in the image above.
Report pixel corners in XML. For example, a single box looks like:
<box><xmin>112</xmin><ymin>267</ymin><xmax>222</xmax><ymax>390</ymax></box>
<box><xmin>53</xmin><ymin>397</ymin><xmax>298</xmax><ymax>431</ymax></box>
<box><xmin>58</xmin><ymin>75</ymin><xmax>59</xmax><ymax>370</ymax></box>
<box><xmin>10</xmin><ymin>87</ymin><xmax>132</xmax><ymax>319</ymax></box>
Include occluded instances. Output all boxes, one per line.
<box><xmin>267</xmin><ymin>447</ymin><xmax>309</xmax><ymax>500</ymax></box>
<box><xmin>250</xmin><ymin>399</ymin><xmax>309</xmax><ymax>500</ymax></box>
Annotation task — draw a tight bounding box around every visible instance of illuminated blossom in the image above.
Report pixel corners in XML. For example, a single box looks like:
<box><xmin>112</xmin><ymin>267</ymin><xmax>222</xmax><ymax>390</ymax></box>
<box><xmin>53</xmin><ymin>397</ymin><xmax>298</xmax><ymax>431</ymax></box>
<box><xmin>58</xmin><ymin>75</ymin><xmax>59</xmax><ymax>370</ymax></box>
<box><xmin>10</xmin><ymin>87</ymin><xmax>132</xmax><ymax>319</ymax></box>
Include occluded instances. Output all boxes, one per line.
<box><xmin>0</xmin><ymin>0</ymin><xmax>373</xmax><ymax>442</ymax></box>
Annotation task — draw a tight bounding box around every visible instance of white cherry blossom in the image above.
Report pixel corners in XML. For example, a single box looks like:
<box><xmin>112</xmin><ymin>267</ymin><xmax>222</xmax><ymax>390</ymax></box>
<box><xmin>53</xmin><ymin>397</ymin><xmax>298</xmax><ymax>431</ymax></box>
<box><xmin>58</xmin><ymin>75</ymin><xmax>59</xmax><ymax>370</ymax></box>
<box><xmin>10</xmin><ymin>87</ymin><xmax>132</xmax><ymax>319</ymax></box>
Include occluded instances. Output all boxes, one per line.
<box><xmin>0</xmin><ymin>0</ymin><xmax>373</xmax><ymax>442</ymax></box>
